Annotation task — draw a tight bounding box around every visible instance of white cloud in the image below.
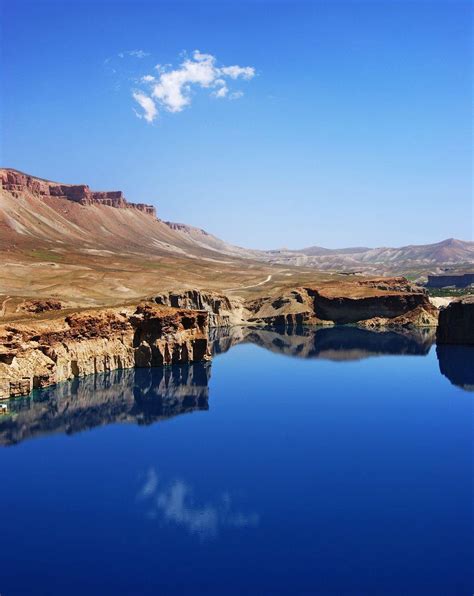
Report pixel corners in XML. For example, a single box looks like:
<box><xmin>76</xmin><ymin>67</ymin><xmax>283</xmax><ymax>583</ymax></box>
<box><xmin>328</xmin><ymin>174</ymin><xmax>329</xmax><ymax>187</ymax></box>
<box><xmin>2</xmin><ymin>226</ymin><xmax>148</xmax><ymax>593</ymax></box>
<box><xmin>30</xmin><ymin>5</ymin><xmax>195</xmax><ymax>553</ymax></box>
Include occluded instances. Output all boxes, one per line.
<box><xmin>119</xmin><ymin>49</ymin><xmax>149</xmax><ymax>59</ymax></box>
<box><xmin>132</xmin><ymin>50</ymin><xmax>255</xmax><ymax>122</ymax></box>
<box><xmin>213</xmin><ymin>87</ymin><xmax>228</xmax><ymax>99</ymax></box>
<box><xmin>220</xmin><ymin>65</ymin><xmax>255</xmax><ymax>80</ymax></box>
<box><xmin>132</xmin><ymin>91</ymin><xmax>158</xmax><ymax>123</ymax></box>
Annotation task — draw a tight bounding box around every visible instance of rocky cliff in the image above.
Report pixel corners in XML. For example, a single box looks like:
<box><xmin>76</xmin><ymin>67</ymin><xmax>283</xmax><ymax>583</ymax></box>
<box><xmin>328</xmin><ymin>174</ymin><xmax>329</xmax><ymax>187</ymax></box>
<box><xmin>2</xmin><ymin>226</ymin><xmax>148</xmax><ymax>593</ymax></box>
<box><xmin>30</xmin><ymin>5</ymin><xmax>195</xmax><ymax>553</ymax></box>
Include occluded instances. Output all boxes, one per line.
<box><xmin>0</xmin><ymin>168</ymin><xmax>156</xmax><ymax>216</ymax></box>
<box><xmin>154</xmin><ymin>289</ymin><xmax>249</xmax><ymax>327</ymax></box>
<box><xmin>0</xmin><ymin>276</ymin><xmax>440</xmax><ymax>400</ymax></box>
<box><xmin>436</xmin><ymin>296</ymin><xmax>474</xmax><ymax>345</ymax></box>
<box><xmin>230</xmin><ymin>277</ymin><xmax>437</xmax><ymax>328</ymax></box>
<box><xmin>0</xmin><ymin>303</ymin><xmax>210</xmax><ymax>399</ymax></box>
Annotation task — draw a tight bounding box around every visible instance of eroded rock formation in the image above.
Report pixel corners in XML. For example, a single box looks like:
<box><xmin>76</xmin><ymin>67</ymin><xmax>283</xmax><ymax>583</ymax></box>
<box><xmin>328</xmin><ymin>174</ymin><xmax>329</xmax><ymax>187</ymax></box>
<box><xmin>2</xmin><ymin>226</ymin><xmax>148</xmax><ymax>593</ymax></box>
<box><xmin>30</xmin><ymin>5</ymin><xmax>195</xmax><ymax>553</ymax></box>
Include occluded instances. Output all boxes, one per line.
<box><xmin>0</xmin><ymin>168</ymin><xmax>156</xmax><ymax>216</ymax></box>
<box><xmin>0</xmin><ymin>304</ymin><xmax>210</xmax><ymax>399</ymax></box>
<box><xmin>0</xmin><ymin>277</ymin><xmax>440</xmax><ymax>400</ymax></box>
<box><xmin>246</xmin><ymin>277</ymin><xmax>438</xmax><ymax>328</ymax></box>
<box><xmin>154</xmin><ymin>278</ymin><xmax>438</xmax><ymax>330</ymax></box>
<box><xmin>154</xmin><ymin>289</ymin><xmax>249</xmax><ymax>327</ymax></box>
<box><xmin>436</xmin><ymin>296</ymin><xmax>474</xmax><ymax>345</ymax></box>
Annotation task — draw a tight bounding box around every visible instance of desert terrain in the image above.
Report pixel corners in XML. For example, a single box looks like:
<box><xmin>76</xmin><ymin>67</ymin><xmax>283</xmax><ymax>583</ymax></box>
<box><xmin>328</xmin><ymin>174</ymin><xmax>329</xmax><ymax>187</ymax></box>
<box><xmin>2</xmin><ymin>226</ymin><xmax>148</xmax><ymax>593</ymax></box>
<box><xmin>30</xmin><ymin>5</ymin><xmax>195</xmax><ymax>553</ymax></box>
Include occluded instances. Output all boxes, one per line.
<box><xmin>1</xmin><ymin>168</ymin><xmax>472</xmax><ymax>321</ymax></box>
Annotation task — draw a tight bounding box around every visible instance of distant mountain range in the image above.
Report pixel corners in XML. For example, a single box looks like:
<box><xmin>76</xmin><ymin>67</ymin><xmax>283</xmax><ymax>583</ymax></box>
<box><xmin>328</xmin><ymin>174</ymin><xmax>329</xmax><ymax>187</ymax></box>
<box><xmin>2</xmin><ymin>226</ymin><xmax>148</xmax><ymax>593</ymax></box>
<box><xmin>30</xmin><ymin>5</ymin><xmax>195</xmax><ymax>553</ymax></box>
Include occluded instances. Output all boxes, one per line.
<box><xmin>164</xmin><ymin>222</ymin><xmax>474</xmax><ymax>276</ymax></box>
<box><xmin>0</xmin><ymin>168</ymin><xmax>472</xmax><ymax>309</ymax></box>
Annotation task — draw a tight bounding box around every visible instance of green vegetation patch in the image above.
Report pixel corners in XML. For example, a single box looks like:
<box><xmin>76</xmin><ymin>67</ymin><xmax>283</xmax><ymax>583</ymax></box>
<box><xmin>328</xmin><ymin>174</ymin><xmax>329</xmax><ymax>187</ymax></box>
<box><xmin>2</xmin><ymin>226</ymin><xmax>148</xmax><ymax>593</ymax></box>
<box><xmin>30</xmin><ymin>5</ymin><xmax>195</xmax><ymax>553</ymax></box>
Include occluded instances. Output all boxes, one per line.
<box><xmin>28</xmin><ymin>249</ymin><xmax>64</xmax><ymax>262</ymax></box>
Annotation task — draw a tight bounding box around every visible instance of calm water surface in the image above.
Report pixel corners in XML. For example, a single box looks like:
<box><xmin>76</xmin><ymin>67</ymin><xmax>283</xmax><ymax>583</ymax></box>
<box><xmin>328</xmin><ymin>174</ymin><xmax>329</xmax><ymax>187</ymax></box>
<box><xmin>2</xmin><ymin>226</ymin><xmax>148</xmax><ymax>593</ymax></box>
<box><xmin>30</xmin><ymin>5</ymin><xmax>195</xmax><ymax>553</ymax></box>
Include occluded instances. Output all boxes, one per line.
<box><xmin>0</xmin><ymin>327</ymin><xmax>473</xmax><ymax>595</ymax></box>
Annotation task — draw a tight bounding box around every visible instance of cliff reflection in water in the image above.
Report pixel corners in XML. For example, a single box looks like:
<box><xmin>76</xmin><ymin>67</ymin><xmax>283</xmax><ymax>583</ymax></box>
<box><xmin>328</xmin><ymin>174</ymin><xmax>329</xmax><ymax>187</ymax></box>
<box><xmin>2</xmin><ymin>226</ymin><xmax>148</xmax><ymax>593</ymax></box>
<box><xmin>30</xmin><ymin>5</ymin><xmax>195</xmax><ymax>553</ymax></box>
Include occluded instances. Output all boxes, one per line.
<box><xmin>1</xmin><ymin>326</ymin><xmax>472</xmax><ymax>447</ymax></box>
<box><xmin>436</xmin><ymin>345</ymin><xmax>474</xmax><ymax>392</ymax></box>
<box><xmin>210</xmin><ymin>325</ymin><xmax>437</xmax><ymax>360</ymax></box>
<box><xmin>211</xmin><ymin>325</ymin><xmax>473</xmax><ymax>391</ymax></box>
<box><xmin>0</xmin><ymin>364</ymin><xmax>210</xmax><ymax>446</ymax></box>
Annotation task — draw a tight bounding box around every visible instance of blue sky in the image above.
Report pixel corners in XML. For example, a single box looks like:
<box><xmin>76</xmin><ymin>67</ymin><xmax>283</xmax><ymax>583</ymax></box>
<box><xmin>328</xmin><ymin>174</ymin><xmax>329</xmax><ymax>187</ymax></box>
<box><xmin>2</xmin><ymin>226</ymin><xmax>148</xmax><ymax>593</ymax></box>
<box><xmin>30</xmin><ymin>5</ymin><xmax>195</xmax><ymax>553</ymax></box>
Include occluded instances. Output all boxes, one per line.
<box><xmin>1</xmin><ymin>0</ymin><xmax>472</xmax><ymax>249</ymax></box>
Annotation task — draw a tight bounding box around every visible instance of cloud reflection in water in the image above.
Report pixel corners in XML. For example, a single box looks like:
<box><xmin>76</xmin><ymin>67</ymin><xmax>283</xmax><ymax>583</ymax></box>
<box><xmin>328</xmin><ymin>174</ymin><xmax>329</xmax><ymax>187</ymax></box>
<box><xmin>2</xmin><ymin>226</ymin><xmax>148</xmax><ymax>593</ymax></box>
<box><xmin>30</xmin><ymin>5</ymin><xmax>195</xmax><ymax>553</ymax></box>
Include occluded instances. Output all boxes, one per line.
<box><xmin>138</xmin><ymin>467</ymin><xmax>259</xmax><ymax>539</ymax></box>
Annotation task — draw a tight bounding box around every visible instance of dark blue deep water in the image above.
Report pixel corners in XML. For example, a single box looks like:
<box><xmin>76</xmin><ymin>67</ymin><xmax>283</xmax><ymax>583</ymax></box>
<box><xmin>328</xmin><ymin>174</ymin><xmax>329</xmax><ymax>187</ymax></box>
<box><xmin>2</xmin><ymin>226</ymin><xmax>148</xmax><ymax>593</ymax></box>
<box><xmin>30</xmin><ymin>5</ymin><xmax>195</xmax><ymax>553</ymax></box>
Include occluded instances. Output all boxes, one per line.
<box><xmin>0</xmin><ymin>327</ymin><xmax>473</xmax><ymax>595</ymax></box>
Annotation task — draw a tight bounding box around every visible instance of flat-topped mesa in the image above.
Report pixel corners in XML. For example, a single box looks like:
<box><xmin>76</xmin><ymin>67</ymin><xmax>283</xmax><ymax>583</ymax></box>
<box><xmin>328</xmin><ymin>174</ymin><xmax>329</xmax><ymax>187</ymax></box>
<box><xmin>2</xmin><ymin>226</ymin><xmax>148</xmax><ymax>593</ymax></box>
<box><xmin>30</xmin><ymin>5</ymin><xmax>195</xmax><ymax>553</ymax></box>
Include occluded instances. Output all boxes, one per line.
<box><xmin>0</xmin><ymin>168</ymin><xmax>156</xmax><ymax>217</ymax></box>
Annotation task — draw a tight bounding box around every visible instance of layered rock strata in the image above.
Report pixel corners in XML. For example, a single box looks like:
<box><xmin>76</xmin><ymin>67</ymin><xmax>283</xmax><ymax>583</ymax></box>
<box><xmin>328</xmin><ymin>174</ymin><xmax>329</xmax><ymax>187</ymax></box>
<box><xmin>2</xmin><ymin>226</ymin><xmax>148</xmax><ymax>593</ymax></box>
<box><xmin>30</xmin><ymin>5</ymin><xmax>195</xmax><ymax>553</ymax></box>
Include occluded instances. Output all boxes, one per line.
<box><xmin>0</xmin><ymin>277</ymin><xmax>439</xmax><ymax>399</ymax></box>
<box><xmin>154</xmin><ymin>289</ymin><xmax>249</xmax><ymax>327</ymax></box>
<box><xmin>0</xmin><ymin>304</ymin><xmax>210</xmax><ymax>399</ymax></box>
<box><xmin>436</xmin><ymin>296</ymin><xmax>474</xmax><ymax>345</ymax></box>
<box><xmin>155</xmin><ymin>277</ymin><xmax>438</xmax><ymax>330</ymax></box>
<box><xmin>0</xmin><ymin>168</ymin><xmax>156</xmax><ymax>216</ymax></box>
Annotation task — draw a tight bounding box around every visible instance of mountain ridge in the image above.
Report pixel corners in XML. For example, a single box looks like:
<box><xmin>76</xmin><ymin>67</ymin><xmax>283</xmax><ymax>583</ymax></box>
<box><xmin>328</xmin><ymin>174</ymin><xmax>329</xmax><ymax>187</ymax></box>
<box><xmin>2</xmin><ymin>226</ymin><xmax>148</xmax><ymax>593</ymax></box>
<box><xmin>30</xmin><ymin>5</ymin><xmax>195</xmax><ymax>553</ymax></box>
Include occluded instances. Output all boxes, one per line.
<box><xmin>1</xmin><ymin>168</ymin><xmax>472</xmax><ymax>312</ymax></box>
<box><xmin>163</xmin><ymin>220</ymin><xmax>474</xmax><ymax>274</ymax></box>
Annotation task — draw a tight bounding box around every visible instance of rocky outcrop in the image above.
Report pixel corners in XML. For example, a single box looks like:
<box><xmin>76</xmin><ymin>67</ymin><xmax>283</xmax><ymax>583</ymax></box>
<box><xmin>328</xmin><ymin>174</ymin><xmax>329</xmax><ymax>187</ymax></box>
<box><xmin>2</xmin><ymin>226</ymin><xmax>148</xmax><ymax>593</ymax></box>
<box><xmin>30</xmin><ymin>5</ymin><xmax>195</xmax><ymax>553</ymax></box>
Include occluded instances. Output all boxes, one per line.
<box><xmin>20</xmin><ymin>299</ymin><xmax>63</xmax><ymax>314</ymax></box>
<box><xmin>0</xmin><ymin>303</ymin><xmax>210</xmax><ymax>399</ymax></box>
<box><xmin>154</xmin><ymin>289</ymin><xmax>249</xmax><ymax>328</ymax></box>
<box><xmin>245</xmin><ymin>278</ymin><xmax>438</xmax><ymax>328</ymax></box>
<box><xmin>0</xmin><ymin>168</ymin><xmax>156</xmax><ymax>217</ymax></box>
<box><xmin>0</xmin><ymin>277</ymin><xmax>439</xmax><ymax>400</ymax></box>
<box><xmin>154</xmin><ymin>278</ymin><xmax>438</xmax><ymax>330</ymax></box>
<box><xmin>0</xmin><ymin>364</ymin><xmax>210</xmax><ymax>445</ymax></box>
<box><xmin>436</xmin><ymin>296</ymin><xmax>474</xmax><ymax>344</ymax></box>
<box><xmin>307</xmin><ymin>283</ymin><xmax>436</xmax><ymax>326</ymax></box>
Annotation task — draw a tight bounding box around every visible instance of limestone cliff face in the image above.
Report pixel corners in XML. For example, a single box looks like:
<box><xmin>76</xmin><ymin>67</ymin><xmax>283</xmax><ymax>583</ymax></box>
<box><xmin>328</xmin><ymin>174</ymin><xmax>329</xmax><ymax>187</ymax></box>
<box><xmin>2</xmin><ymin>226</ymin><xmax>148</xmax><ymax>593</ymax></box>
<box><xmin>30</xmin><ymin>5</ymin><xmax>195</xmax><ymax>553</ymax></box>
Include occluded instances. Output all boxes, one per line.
<box><xmin>154</xmin><ymin>278</ymin><xmax>438</xmax><ymax>330</ymax></box>
<box><xmin>0</xmin><ymin>304</ymin><xmax>210</xmax><ymax>400</ymax></box>
<box><xmin>245</xmin><ymin>278</ymin><xmax>438</xmax><ymax>328</ymax></box>
<box><xmin>0</xmin><ymin>277</ymin><xmax>439</xmax><ymax>400</ymax></box>
<box><xmin>0</xmin><ymin>168</ymin><xmax>156</xmax><ymax>217</ymax></box>
<box><xmin>154</xmin><ymin>289</ymin><xmax>249</xmax><ymax>328</ymax></box>
<box><xmin>436</xmin><ymin>296</ymin><xmax>474</xmax><ymax>345</ymax></box>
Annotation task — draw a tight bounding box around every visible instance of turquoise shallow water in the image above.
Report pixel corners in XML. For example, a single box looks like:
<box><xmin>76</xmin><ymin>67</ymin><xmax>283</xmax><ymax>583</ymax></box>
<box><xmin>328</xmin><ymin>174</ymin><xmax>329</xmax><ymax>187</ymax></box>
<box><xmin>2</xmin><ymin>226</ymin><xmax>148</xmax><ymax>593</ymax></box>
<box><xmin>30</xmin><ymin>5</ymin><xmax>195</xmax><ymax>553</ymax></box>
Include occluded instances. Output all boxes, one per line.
<box><xmin>0</xmin><ymin>327</ymin><xmax>473</xmax><ymax>595</ymax></box>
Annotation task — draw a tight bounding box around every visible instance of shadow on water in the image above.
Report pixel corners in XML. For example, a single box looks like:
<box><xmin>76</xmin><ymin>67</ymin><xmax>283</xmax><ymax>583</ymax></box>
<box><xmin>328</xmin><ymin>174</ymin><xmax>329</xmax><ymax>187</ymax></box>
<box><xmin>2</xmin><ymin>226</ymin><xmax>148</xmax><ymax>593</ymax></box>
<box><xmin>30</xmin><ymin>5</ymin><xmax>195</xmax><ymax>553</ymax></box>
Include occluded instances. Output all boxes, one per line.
<box><xmin>1</xmin><ymin>326</ymin><xmax>471</xmax><ymax>446</ymax></box>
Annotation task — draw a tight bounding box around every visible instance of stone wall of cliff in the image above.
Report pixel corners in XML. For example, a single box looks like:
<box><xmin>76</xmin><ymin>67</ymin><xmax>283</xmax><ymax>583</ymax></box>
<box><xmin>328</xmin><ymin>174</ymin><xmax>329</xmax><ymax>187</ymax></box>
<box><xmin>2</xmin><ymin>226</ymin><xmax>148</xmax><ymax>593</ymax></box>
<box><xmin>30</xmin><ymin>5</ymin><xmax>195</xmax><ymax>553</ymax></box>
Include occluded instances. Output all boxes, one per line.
<box><xmin>154</xmin><ymin>289</ymin><xmax>249</xmax><ymax>328</ymax></box>
<box><xmin>436</xmin><ymin>296</ymin><xmax>474</xmax><ymax>345</ymax></box>
<box><xmin>0</xmin><ymin>278</ymin><xmax>442</xmax><ymax>400</ymax></box>
<box><xmin>0</xmin><ymin>304</ymin><xmax>210</xmax><ymax>400</ymax></box>
<box><xmin>0</xmin><ymin>168</ymin><xmax>156</xmax><ymax>217</ymax></box>
<box><xmin>244</xmin><ymin>278</ymin><xmax>438</xmax><ymax>328</ymax></box>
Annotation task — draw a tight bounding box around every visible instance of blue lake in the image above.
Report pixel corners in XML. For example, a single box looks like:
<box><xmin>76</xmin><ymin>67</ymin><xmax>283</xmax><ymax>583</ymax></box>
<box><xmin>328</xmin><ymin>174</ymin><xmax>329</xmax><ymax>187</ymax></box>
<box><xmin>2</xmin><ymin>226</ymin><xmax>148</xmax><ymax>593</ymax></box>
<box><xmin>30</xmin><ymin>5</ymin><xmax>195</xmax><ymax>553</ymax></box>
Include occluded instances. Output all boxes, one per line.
<box><xmin>0</xmin><ymin>327</ymin><xmax>473</xmax><ymax>595</ymax></box>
